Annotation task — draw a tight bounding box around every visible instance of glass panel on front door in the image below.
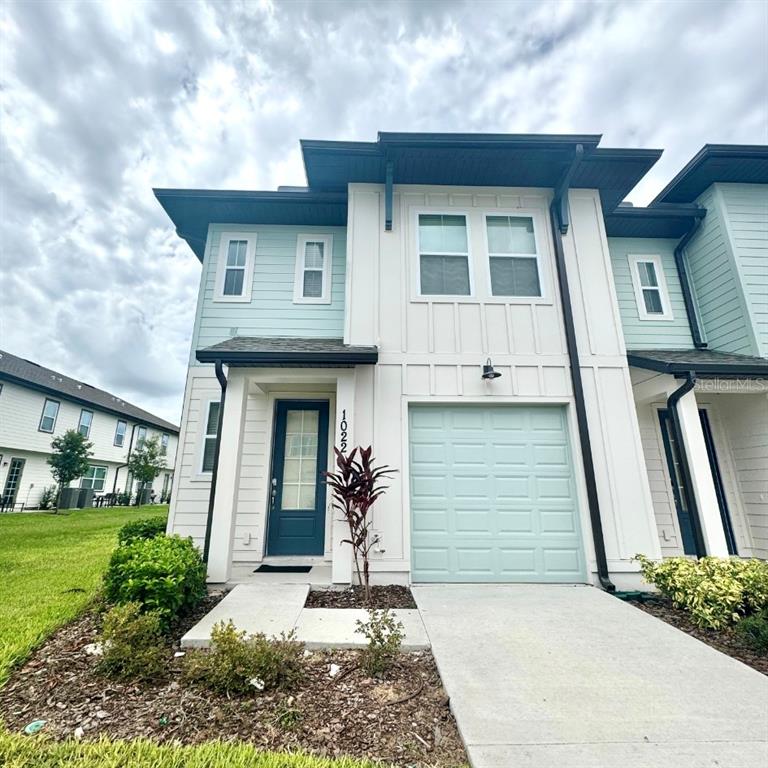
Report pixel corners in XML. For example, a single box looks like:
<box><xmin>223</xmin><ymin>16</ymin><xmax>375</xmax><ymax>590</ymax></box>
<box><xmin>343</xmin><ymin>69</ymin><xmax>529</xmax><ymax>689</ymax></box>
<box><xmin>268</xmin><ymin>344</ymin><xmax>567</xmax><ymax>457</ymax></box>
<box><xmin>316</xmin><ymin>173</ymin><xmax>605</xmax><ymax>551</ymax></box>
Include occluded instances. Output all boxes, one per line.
<box><xmin>281</xmin><ymin>410</ymin><xmax>319</xmax><ymax>510</ymax></box>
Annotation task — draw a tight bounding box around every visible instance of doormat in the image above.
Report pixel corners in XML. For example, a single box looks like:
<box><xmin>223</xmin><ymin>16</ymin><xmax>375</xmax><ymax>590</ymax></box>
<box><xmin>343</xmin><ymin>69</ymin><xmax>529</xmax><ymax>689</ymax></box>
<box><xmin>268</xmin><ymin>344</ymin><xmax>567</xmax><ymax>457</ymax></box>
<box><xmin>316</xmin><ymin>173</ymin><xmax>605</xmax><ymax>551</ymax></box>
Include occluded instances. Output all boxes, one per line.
<box><xmin>255</xmin><ymin>564</ymin><xmax>312</xmax><ymax>573</ymax></box>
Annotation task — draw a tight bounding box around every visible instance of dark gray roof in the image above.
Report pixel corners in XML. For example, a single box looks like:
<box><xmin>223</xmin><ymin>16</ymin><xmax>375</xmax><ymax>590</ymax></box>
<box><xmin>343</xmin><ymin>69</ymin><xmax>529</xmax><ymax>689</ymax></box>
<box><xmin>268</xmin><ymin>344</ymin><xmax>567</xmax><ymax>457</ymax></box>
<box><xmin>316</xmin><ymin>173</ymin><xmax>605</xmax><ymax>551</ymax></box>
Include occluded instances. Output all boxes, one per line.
<box><xmin>651</xmin><ymin>144</ymin><xmax>768</xmax><ymax>205</ymax></box>
<box><xmin>0</xmin><ymin>349</ymin><xmax>179</xmax><ymax>432</ymax></box>
<box><xmin>628</xmin><ymin>349</ymin><xmax>768</xmax><ymax>377</ymax></box>
<box><xmin>196</xmin><ymin>337</ymin><xmax>378</xmax><ymax>367</ymax></box>
<box><xmin>603</xmin><ymin>203</ymin><xmax>706</xmax><ymax>239</ymax></box>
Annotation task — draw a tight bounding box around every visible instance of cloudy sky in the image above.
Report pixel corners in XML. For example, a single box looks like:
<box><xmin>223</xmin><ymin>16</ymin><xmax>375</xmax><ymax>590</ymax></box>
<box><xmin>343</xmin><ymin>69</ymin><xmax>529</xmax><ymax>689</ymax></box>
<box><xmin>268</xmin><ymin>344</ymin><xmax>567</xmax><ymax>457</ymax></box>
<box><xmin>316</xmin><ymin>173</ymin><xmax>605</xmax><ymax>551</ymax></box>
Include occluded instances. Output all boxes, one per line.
<box><xmin>1</xmin><ymin>0</ymin><xmax>766</xmax><ymax>424</ymax></box>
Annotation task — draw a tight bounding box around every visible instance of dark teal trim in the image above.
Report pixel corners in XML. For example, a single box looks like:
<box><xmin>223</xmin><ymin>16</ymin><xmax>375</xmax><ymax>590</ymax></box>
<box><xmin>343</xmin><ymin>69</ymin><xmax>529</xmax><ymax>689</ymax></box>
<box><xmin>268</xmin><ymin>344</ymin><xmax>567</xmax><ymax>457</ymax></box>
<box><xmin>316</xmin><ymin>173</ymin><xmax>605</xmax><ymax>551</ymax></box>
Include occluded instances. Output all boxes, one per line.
<box><xmin>266</xmin><ymin>400</ymin><xmax>329</xmax><ymax>557</ymax></box>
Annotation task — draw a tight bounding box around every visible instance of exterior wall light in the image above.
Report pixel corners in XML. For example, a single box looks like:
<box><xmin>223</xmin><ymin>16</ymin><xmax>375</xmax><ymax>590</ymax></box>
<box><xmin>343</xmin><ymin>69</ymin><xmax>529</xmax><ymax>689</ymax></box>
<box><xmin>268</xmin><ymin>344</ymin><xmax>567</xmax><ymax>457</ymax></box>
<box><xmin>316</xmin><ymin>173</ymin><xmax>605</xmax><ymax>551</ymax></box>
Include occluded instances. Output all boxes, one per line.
<box><xmin>481</xmin><ymin>358</ymin><xmax>502</xmax><ymax>380</ymax></box>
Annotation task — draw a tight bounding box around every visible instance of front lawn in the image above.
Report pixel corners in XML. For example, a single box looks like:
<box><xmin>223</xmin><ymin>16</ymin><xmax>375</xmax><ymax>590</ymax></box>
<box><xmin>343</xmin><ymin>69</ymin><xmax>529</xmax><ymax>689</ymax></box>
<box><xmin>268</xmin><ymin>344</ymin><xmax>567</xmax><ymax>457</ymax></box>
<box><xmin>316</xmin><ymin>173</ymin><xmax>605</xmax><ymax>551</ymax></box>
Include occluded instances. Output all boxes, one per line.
<box><xmin>0</xmin><ymin>731</ymin><xmax>382</xmax><ymax>768</ymax></box>
<box><xmin>0</xmin><ymin>505</ymin><xmax>168</xmax><ymax>685</ymax></box>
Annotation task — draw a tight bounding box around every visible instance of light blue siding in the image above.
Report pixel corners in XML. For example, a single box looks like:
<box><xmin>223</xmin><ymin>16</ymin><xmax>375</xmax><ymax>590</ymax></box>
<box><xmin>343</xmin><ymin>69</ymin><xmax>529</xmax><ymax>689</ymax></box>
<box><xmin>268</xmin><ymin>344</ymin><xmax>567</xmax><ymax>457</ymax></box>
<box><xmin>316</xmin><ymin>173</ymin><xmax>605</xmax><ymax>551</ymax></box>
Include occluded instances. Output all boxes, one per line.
<box><xmin>685</xmin><ymin>187</ymin><xmax>756</xmax><ymax>355</ymax></box>
<box><xmin>607</xmin><ymin>237</ymin><xmax>694</xmax><ymax>350</ymax></box>
<box><xmin>719</xmin><ymin>184</ymin><xmax>768</xmax><ymax>357</ymax></box>
<box><xmin>191</xmin><ymin>225</ymin><xmax>346</xmax><ymax>363</ymax></box>
<box><xmin>409</xmin><ymin>404</ymin><xmax>586</xmax><ymax>583</ymax></box>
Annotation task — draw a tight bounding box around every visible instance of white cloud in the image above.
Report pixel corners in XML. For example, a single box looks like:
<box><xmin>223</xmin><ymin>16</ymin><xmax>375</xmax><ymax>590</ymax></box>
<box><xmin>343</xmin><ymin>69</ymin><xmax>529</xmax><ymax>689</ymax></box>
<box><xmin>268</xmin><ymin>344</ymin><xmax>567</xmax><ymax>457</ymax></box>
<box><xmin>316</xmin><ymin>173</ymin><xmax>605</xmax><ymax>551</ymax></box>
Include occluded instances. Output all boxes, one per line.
<box><xmin>0</xmin><ymin>0</ymin><xmax>765</xmax><ymax>424</ymax></box>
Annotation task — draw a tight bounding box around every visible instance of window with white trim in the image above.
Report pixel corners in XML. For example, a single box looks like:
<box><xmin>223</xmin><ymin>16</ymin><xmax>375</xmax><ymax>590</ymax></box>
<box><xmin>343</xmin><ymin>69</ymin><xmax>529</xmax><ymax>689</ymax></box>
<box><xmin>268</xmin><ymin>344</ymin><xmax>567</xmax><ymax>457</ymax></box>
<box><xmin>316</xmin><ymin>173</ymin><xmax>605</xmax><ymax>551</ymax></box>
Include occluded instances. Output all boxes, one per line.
<box><xmin>215</xmin><ymin>232</ymin><xmax>256</xmax><ymax>302</ymax></box>
<box><xmin>39</xmin><ymin>399</ymin><xmax>60</xmax><ymax>433</ymax></box>
<box><xmin>80</xmin><ymin>465</ymin><xmax>107</xmax><ymax>491</ymax></box>
<box><xmin>629</xmin><ymin>254</ymin><xmax>673</xmax><ymax>321</ymax></box>
<box><xmin>161</xmin><ymin>433</ymin><xmax>169</xmax><ymax>454</ymax></box>
<box><xmin>418</xmin><ymin>214</ymin><xmax>471</xmax><ymax>296</ymax></box>
<box><xmin>136</xmin><ymin>425</ymin><xmax>147</xmax><ymax>448</ymax></box>
<box><xmin>78</xmin><ymin>409</ymin><xmax>93</xmax><ymax>438</ymax></box>
<box><xmin>114</xmin><ymin>420</ymin><xmax>127</xmax><ymax>447</ymax></box>
<box><xmin>293</xmin><ymin>234</ymin><xmax>333</xmax><ymax>303</ymax></box>
<box><xmin>201</xmin><ymin>401</ymin><xmax>220</xmax><ymax>473</ymax></box>
<box><xmin>485</xmin><ymin>215</ymin><xmax>542</xmax><ymax>297</ymax></box>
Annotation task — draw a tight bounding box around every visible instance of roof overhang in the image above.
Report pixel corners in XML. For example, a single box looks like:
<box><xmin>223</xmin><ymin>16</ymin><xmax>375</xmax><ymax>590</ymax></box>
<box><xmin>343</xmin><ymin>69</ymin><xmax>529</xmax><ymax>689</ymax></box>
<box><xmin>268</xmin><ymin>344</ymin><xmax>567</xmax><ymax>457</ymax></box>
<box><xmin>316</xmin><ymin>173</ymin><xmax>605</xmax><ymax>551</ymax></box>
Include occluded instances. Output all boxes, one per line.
<box><xmin>651</xmin><ymin>144</ymin><xmax>768</xmax><ymax>205</ymax></box>
<box><xmin>153</xmin><ymin>189</ymin><xmax>348</xmax><ymax>261</ymax></box>
<box><xmin>628</xmin><ymin>349</ymin><xmax>768</xmax><ymax>378</ymax></box>
<box><xmin>604</xmin><ymin>203</ymin><xmax>707</xmax><ymax>239</ymax></box>
<box><xmin>196</xmin><ymin>337</ymin><xmax>378</xmax><ymax>367</ymax></box>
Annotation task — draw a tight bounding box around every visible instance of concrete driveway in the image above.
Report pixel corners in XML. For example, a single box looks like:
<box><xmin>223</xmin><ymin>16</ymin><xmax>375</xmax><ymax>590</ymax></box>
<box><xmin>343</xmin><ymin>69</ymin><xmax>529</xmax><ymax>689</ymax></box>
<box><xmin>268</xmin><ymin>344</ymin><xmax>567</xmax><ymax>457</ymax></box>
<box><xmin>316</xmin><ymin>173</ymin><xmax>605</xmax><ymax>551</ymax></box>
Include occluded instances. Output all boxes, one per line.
<box><xmin>414</xmin><ymin>585</ymin><xmax>768</xmax><ymax>768</ymax></box>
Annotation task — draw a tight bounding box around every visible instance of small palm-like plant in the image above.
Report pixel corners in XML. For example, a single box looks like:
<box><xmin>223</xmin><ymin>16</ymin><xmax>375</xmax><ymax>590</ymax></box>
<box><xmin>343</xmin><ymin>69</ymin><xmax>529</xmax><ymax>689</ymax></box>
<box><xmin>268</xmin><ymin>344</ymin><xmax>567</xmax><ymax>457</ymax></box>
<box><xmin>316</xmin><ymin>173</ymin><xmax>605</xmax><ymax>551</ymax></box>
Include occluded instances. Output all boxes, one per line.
<box><xmin>324</xmin><ymin>446</ymin><xmax>395</xmax><ymax>603</ymax></box>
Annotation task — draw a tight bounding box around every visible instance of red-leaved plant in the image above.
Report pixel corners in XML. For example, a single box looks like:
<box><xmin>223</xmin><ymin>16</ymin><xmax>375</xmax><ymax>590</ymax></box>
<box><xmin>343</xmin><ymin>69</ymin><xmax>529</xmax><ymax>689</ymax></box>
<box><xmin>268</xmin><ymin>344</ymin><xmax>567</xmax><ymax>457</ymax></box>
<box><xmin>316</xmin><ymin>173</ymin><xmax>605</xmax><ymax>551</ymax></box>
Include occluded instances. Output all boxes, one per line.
<box><xmin>324</xmin><ymin>446</ymin><xmax>396</xmax><ymax>603</ymax></box>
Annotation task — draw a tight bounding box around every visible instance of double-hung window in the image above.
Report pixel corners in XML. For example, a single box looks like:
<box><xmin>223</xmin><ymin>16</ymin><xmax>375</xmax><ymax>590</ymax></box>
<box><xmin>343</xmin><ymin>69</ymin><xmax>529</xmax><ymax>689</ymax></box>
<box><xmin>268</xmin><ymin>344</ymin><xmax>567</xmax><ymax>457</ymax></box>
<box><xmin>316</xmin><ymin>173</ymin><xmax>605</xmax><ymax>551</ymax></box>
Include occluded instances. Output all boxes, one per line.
<box><xmin>215</xmin><ymin>233</ymin><xmax>256</xmax><ymax>302</ymax></box>
<box><xmin>136</xmin><ymin>425</ymin><xmax>147</xmax><ymax>448</ymax></box>
<box><xmin>201</xmin><ymin>401</ymin><xmax>220</xmax><ymax>473</ymax></box>
<box><xmin>39</xmin><ymin>399</ymin><xmax>60</xmax><ymax>433</ymax></box>
<box><xmin>294</xmin><ymin>234</ymin><xmax>333</xmax><ymax>303</ymax></box>
<box><xmin>161</xmin><ymin>433</ymin><xmax>169</xmax><ymax>454</ymax></box>
<box><xmin>78</xmin><ymin>409</ymin><xmax>93</xmax><ymax>438</ymax></box>
<box><xmin>80</xmin><ymin>465</ymin><xmax>107</xmax><ymax>491</ymax></box>
<box><xmin>629</xmin><ymin>254</ymin><xmax>673</xmax><ymax>320</ymax></box>
<box><xmin>114</xmin><ymin>420</ymin><xmax>127</xmax><ymax>447</ymax></box>
<box><xmin>418</xmin><ymin>214</ymin><xmax>471</xmax><ymax>296</ymax></box>
<box><xmin>485</xmin><ymin>215</ymin><xmax>542</xmax><ymax>297</ymax></box>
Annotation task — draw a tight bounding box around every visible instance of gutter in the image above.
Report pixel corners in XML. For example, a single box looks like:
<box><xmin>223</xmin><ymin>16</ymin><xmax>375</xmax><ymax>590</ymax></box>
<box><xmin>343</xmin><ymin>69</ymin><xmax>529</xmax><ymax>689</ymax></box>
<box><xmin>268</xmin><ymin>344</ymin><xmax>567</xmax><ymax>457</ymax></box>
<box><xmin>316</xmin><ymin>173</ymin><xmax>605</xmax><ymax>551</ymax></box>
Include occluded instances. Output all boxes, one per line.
<box><xmin>673</xmin><ymin>211</ymin><xmax>707</xmax><ymax>349</ymax></box>
<box><xmin>666</xmin><ymin>372</ymin><xmax>707</xmax><ymax>557</ymax></box>
<box><xmin>112</xmin><ymin>423</ymin><xmax>140</xmax><ymax>495</ymax></box>
<box><xmin>549</xmin><ymin>145</ymin><xmax>615</xmax><ymax>592</ymax></box>
<box><xmin>202</xmin><ymin>360</ymin><xmax>228</xmax><ymax>563</ymax></box>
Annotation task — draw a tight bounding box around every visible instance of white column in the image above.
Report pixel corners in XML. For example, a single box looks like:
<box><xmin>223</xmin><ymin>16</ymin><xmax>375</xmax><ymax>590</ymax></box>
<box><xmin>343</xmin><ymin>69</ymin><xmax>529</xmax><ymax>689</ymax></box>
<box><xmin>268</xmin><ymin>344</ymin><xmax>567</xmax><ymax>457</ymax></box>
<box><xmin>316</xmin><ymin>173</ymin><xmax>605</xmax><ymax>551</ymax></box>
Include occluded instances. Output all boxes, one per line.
<box><xmin>676</xmin><ymin>388</ymin><xmax>730</xmax><ymax>557</ymax></box>
<box><xmin>331</xmin><ymin>370</ymin><xmax>355</xmax><ymax>585</ymax></box>
<box><xmin>207</xmin><ymin>371</ymin><xmax>248</xmax><ymax>583</ymax></box>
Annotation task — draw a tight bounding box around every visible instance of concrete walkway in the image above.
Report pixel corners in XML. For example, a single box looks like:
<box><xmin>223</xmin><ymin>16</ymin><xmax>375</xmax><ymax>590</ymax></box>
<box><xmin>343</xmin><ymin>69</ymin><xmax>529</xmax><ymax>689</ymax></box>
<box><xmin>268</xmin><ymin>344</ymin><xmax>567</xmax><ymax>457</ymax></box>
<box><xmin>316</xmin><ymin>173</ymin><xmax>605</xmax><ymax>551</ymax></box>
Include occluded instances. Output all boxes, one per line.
<box><xmin>414</xmin><ymin>584</ymin><xmax>768</xmax><ymax>768</ymax></box>
<box><xmin>181</xmin><ymin>583</ymin><xmax>429</xmax><ymax>650</ymax></box>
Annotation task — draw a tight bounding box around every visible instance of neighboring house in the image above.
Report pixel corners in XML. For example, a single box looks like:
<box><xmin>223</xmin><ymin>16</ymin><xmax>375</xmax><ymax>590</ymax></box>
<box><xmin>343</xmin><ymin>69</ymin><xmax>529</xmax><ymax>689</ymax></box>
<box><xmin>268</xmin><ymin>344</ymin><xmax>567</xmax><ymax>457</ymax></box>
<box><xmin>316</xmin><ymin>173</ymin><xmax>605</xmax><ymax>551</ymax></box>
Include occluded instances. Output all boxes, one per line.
<box><xmin>0</xmin><ymin>350</ymin><xmax>179</xmax><ymax>509</ymax></box>
<box><xmin>155</xmin><ymin>134</ymin><xmax>767</xmax><ymax>588</ymax></box>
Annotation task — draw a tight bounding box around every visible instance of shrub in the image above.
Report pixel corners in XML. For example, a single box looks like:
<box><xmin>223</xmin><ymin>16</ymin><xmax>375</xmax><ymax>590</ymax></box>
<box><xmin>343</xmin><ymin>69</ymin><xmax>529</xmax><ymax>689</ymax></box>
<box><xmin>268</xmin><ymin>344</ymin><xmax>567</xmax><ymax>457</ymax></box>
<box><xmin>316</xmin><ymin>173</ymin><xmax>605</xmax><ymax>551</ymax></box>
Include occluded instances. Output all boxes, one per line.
<box><xmin>735</xmin><ymin>610</ymin><xmax>768</xmax><ymax>653</ymax></box>
<box><xmin>117</xmin><ymin>515</ymin><xmax>168</xmax><ymax>546</ymax></box>
<box><xmin>183</xmin><ymin>621</ymin><xmax>305</xmax><ymax>694</ymax></box>
<box><xmin>38</xmin><ymin>485</ymin><xmax>57</xmax><ymax>510</ymax></box>
<box><xmin>97</xmin><ymin>602</ymin><xmax>167</xmax><ymax>681</ymax></box>
<box><xmin>104</xmin><ymin>535</ymin><xmax>206</xmax><ymax>626</ymax></box>
<box><xmin>635</xmin><ymin>554</ymin><xmax>768</xmax><ymax>630</ymax></box>
<box><xmin>355</xmin><ymin>608</ymin><xmax>404</xmax><ymax>675</ymax></box>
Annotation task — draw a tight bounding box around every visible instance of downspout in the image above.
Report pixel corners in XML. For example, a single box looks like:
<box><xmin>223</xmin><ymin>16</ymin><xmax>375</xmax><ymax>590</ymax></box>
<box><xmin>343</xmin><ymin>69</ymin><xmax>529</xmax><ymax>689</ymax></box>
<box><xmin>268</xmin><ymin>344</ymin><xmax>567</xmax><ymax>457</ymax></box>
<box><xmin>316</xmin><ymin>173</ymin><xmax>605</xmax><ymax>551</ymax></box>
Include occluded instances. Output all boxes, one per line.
<box><xmin>673</xmin><ymin>212</ymin><xmax>707</xmax><ymax>349</ymax></box>
<box><xmin>666</xmin><ymin>372</ymin><xmax>707</xmax><ymax>557</ymax></box>
<box><xmin>112</xmin><ymin>423</ymin><xmax>139</xmax><ymax>494</ymax></box>
<box><xmin>202</xmin><ymin>360</ymin><xmax>228</xmax><ymax>563</ymax></box>
<box><xmin>549</xmin><ymin>145</ymin><xmax>615</xmax><ymax>592</ymax></box>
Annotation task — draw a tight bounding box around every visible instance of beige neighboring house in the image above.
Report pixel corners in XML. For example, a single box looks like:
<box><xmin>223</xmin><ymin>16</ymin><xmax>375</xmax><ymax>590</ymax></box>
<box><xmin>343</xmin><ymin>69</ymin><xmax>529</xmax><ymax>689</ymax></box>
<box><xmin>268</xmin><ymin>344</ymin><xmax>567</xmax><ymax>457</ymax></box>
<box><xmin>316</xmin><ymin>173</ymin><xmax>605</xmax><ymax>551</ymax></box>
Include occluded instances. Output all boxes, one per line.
<box><xmin>0</xmin><ymin>349</ymin><xmax>179</xmax><ymax>510</ymax></box>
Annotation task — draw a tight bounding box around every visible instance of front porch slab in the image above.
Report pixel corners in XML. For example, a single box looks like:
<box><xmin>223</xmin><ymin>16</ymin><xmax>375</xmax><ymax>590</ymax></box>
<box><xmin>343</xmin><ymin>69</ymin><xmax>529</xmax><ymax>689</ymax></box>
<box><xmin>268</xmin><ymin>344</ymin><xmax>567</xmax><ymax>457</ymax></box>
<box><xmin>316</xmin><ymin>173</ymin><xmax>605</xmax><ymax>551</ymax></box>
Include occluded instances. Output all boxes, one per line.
<box><xmin>294</xmin><ymin>608</ymin><xmax>429</xmax><ymax>650</ymax></box>
<box><xmin>181</xmin><ymin>584</ymin><xmax>309</xmax><ymax>648</ymax></box>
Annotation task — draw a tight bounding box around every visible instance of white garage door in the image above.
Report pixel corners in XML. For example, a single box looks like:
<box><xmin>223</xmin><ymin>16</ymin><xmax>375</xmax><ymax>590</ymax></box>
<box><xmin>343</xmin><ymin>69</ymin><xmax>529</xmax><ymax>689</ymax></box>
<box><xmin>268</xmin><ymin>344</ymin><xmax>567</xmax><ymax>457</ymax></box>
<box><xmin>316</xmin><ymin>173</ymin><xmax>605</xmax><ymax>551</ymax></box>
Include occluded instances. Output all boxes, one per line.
<box><xmin>409</xmin><ymin>405</ymin><xmax>586</xmax><ymax>582</ymax></box>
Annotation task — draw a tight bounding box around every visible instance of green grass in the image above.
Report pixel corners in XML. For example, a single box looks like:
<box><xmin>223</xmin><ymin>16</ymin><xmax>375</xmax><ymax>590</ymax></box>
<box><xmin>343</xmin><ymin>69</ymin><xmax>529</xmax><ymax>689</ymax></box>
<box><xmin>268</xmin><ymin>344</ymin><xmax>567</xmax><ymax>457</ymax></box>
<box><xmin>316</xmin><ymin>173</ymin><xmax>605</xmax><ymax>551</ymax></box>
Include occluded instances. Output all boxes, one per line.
<box><xmin>0</xmin><ymin>732</ymin><xmax>385</xmax><ymax>767</ymax></box>
<box><xmin>0</xmin><ymin>505</ymin><xmax>168</xmax><ymax>686</ymax></box>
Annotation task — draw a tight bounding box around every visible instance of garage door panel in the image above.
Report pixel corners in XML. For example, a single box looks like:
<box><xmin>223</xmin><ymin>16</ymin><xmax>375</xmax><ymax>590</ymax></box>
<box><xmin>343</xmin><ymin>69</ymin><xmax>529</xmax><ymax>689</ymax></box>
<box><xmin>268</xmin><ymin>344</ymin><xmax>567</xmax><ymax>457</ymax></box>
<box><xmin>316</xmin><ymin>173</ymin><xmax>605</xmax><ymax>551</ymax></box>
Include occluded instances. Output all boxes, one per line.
<box><xmin>410</xmin><ymin>405</ymin><xmax>586</xmax><ymax>583</ymax></box>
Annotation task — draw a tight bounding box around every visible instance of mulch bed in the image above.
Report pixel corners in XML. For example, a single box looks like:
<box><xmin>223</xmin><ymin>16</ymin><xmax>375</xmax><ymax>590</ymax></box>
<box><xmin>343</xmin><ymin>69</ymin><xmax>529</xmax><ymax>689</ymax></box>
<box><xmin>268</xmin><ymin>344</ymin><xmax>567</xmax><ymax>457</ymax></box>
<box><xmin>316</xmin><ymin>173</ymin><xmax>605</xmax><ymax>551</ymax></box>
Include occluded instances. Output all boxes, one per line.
<box><xmin>0</xmin><ymin>607</ymin><xmax>465</xmax><ymax>768</ymax></box>
<box><xmin>629</xmin><ymin>597</ymin><xmax>768</xmax><ymax>676</ymax></box>
<box><xmin>305</xmin><ymin>586</ymin><xmax>417</xmax><ymax>610</ymax></box>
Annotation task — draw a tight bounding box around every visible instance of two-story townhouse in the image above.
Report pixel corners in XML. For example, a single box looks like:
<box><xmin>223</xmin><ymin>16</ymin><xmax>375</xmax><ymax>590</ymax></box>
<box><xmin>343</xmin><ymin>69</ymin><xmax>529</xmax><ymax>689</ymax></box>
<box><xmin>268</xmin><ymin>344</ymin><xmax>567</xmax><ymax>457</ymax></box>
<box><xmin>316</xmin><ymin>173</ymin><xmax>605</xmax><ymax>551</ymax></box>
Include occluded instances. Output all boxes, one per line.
<box><xmin>605</xmin><ymin>145</ymin><xmax>768</xmax><ymax>563</ymax></box>
<box><xmin>0</xmin><ymin>350</ymin><xmax>180</xmax><ymax>509</ymax></box>
<box><xmin>156</xmin><ymin>132</ymin><xmax>692</xmax><ymax>590</ymax></box>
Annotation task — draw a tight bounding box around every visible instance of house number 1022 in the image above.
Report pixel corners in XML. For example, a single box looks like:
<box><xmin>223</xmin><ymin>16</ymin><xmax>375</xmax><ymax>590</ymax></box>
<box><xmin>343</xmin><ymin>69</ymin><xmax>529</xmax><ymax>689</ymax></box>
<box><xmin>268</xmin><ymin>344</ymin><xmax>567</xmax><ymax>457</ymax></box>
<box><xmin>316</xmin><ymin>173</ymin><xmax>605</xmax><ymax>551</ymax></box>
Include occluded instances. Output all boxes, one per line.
<box><xmin>339</xmin><ymin>409</ymin><xmax>348</xmax><ymax>452</ymax></box>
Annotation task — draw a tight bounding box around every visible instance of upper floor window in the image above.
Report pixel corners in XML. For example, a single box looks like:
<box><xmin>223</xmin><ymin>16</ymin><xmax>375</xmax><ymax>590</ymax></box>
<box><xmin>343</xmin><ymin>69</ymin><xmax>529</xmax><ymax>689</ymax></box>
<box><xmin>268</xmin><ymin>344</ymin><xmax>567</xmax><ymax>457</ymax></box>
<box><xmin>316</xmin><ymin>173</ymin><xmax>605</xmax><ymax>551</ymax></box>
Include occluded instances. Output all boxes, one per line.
<box><xmin>214</xmin><ymin>232</ymin><xmax>256</xmax><ymax>302</ymax></box>
<box><xmin>294</xmin><ymin>234</ymin><xmax>333</xmax><ymax>304</ymax></box>
<box><xmin>161</xmin><ymin>433</ymin><xmax>169</xmax><ymax>454</ymax></box>
<box><xmin>78</xmin><ymin>409</ymin><xmax>93</xmax><ymax>438</ymax></box>
<box><xmin>201</xmin><ymin>401</ymin><xmax>220</xmax><ymax>473</ymax></box>
<box><xmin>418</xmin><ymin>213</ymin><xmax>471</xmax><ymax>296</ymax></box>
<box><xmin>136</xmin><ymin>425</ymin><xmax>147</xmax><ymax>448</ymax></box>
<box><xmin>38</xmin><ymin>398</ymin><xmax>60</xmax><ymax>433</ymax></box>
<box><xmin>80</xmin><ymin>465</ymin><xmax>107</xmax><ymax>491</ymax></box>
<box><xmin>114</xmin><ymin>420</ymin><xmax>127</xmax><ymax>447</ymax></box>
<box><xmin>485</xmin><ymin>215</ymin><xmax>542</xmax><ymax>297</ymax></box>
<box><xmin>629</xmin><ymin>254</ymin><xmax>673</xmax><ymax>321</ymax></box>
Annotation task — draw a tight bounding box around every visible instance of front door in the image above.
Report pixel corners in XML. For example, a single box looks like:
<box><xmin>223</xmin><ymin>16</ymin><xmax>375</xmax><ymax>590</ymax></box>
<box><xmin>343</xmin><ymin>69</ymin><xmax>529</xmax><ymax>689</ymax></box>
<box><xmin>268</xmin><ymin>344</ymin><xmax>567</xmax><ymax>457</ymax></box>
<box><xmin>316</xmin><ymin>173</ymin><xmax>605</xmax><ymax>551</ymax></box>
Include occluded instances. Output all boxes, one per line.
<box><xmin>2</xmin><ymin>458</ymin><xmax>26</xmax><ymax>509</ymax></box>
<box><xmin>267</xmin><ymin>400</ymin><xmax>329</xmax><ymax>556</ymax></box>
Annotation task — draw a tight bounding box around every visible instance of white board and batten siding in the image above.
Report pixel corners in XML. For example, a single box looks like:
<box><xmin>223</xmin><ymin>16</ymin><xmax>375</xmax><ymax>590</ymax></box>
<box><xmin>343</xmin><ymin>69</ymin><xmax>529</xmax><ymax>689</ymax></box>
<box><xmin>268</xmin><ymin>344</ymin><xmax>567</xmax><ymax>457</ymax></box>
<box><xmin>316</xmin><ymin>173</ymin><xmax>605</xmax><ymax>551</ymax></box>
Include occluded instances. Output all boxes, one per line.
<box><xmin>344</xmin><ymin>184</ymin><xmax>661</xmax><ymax>585</ymax></box>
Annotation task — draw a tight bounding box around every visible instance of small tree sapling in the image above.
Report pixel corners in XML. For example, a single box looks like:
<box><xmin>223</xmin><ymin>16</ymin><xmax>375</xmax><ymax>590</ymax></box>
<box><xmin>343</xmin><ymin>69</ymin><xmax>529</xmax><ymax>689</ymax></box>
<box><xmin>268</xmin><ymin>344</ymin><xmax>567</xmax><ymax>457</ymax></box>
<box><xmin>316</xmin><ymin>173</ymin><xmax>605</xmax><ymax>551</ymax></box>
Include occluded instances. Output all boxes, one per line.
<box><xmin>47</xmin><ymin>429</ymin><xmax>93</xmax><ymax>512</ymax></box>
